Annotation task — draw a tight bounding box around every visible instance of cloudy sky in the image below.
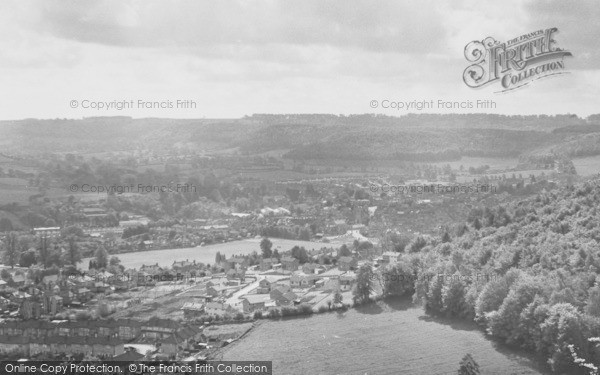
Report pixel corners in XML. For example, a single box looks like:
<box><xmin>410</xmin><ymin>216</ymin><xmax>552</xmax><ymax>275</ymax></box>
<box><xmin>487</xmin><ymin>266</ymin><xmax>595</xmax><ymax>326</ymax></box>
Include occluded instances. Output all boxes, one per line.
<box><xmin>0</xmin><ymin>0</ymin><xmax>598</xmax><ymax>119</ymax></box>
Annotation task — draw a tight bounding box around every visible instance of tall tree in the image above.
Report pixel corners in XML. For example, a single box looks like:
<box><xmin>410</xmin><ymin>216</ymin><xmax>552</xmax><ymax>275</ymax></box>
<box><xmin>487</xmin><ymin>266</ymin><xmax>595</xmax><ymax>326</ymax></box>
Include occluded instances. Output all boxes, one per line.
<box><xmin>338</xmin><ymin>244</ymin><xmax>352</xmax><ymax>257</ymax></box>
<box><xmin>94</xmin><ymin>246</ymin><xmax>109</xmax><ymax>269</ymax></box>
<box><xmin>38</xmin><ymin>234</ymin><xmax>49</xmax><ymax>268</ymax></box>
<box><xmin>382</xmin><ymin>263</ymin><xmax>414</xmax><ymax>298</ymax></box>
<box><xmin>2</xmin><ymin>232</ymin><xmax>19</xmax><ymax>268</ymax></box>
<box><xmin>66</xmin><ymin>235</ymin><xmax>81</xmax><ymax>266</ymax></box>
<box><xmin>260</xmin><ymin>238</ymin><xmax>273</xmax><ymax>258</ymax></box>
<box><xmin>333</xmin><ymin>291</ymin><xmax>343</xmax><ymax>306</ymax></box>
<box><xmin>290</xmin><ymin>246</ymin><xmax>309</xmax><ymax>264</ymax></box>
<box><xmin>353</xmin><ymin>264</ymin><xmax>374</xmax><ymax>305</ymax></box>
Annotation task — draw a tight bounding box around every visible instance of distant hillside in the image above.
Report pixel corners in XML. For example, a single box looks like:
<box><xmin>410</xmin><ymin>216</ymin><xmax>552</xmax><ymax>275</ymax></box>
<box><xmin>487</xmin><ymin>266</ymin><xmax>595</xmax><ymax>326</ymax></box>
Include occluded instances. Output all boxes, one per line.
<box><xmin>1</xmin><ymin>114</ymin><xmax>599</xmax><ymax>162</ymax></box>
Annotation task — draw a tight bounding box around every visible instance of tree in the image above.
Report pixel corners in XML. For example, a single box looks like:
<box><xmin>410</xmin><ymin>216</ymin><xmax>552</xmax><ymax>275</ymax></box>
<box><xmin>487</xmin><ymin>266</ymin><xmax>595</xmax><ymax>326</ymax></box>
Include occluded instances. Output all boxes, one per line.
<box><xmin>94</xmin><ymin>246</ymin><xmax>109</xmax><ymax>269</ymax></box>
<box><xmin>487</xmin><ymin>276</ymin><xmax>544</xmax><ymax>345</ymax></box>
<box><xmin>540</xmin><ymin>303</ymin><xmax>588</xmax><ymax>374</ymax></box>
<box><xmin>299</xmin><ymin>227</ymin><xmax>311</xmax><ymax>241</ymax></box>
<box><xmin>426</xmin><ymin>274</ymin><xmax>445</xmax><ymax>314</ymax></box>
<box><xmin>338</xmin><ymin>244</ymin><xmax>352</xmax><ymax>257</ymax></box>
<box><xmin>333</xmin><ymin>291</ymin><xmax>343</xmax><ymax>306</ymax></box>
<box><xmin>291</xmin><ymin>246</ymin><xmax>309</xmax><ymax>264</ymax></box>
<box><xmin>260</xmin><ymin>238</ymin><xmax>273</xmax><ymax>258</ymax></box>
<box><xmin>38</xmin><ymin>234</ymin><xmax>50</xmax><ymax>268</ymax></box>
<box><xmin>109</xmin><ymin>256</ymin><xmax>121</xmax><ymax>266</ymax></box>
<box><xmin>441</xmin><ymin>273</ymin><xmax>469</xmax><ymax>318</ymax></box>
<box><xmin>382</xmin><ymin>263</ymin><xmax>414</xmax><ymax>298</ymax></box>
<box><xmin>215</xmin><ymin>251</ymin><xmax>223</xmax><ymax>265</ymax></box>
<box><xmin>19</xmin><ymin>249</ymin><xmax>37</xmax><ymax>267</ymax></box>
<box><xmin>474</xmin><ymin>268</ymin><xmax>520</xmax><ymax>320</ymax></box>
<box><xmin>585</xmin><ymin>286</ymin><xmax>600</xmax><ymax>317</ymax></box>
<box><xmin>441</xmin><ymin>231</ymin><xmax>451</xmax><ymax>243</ymax></box>
<box><xmin>408</xmin><ymin>235</ymin><xmax>427</xmax><ymax>253</ymax></box>
<box><xmin>2</xmin><ymin>232</ymin><xmax>19</xmax><ymax>268</ymax></box>
<box><xmin>458</xmin><ymin>353</ymin><xmax>480</xmax><ymax>375</ymax></box>
<box><xmin>65</xmin><ymin>236</ymin><xmax>81</xmax><ymax>266</ymax></box>
<box><xmin>353</xmin><ymin>264</ymin><xmax>374</xmax><ymax>305</ymax></box>
<box><xmin>0</xmin><ymin>268</ymin><xmax>11</xmax><ymax>281</ymax></box>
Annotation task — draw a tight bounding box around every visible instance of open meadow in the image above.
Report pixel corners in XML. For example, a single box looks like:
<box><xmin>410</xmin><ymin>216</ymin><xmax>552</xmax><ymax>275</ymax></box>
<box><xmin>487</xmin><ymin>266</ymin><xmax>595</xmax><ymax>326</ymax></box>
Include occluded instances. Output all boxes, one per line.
<box><xmin>223</xmin><ymin>299</ymin><xmax>548</xmax><ymax>375</ymax></box>
<box><xmin>81</xmin><ymin>238</ymin><xmax>338</xmax><ymax>270</ymax></box>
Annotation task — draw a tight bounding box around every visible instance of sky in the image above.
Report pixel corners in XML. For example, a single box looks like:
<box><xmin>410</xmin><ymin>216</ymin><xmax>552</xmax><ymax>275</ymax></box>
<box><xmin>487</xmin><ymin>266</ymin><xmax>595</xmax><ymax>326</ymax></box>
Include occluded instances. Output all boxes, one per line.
<box><xmin>0</xmin><ymin>0</ymin><xmax>598</xmax><ymax>119</ymax></box>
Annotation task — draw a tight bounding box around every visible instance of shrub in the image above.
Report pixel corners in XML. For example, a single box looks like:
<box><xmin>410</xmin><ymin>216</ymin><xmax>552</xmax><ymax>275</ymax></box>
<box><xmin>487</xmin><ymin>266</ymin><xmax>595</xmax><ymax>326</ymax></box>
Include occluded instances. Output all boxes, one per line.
<box><xmin>458</xmin><ymin>353</ymin><xmax>480</xmax><ymax>375</ymax></box>
<box><xmin>297</xmin><ymin>304</ymin><xmax>313</xmax><ymax>315</ymax></box>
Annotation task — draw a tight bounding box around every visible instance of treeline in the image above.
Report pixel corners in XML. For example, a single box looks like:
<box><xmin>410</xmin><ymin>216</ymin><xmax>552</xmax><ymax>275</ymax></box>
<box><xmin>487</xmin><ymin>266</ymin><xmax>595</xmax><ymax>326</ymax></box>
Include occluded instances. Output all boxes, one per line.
<box><xmin>281</xmin><ymin>128</ymin><xmax>560</xmax><ymax>161</ymax></box>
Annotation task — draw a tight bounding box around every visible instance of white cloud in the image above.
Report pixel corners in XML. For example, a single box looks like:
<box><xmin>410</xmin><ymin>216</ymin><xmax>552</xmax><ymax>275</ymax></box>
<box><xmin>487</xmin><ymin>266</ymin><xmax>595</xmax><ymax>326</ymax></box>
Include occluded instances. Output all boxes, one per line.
<box><xmin>0</xmin><ymin>0</ymin><xmax>597</xmax><ymax>119</ymax></box>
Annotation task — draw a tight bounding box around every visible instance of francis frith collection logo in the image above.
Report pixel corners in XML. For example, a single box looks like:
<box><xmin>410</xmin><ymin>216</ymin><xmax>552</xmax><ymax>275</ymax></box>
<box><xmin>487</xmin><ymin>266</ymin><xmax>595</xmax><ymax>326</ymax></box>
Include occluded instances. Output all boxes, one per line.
<box><xmin>463</xmin><ymin>28</ymin><xmax>572</xmax><ymax>92</ymax></box>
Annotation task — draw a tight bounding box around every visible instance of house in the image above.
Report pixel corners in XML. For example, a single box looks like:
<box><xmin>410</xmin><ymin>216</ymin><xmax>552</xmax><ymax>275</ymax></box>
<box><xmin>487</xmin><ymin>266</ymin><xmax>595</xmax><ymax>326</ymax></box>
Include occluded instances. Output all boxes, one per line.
<box><xmin>338</xmin><ymin>256</ymin><xmax>358</xmax><ymax>271</ymax></box>
<box><xmin>159</xmin><ymin>335</ymin><xmax>179</xmax><ymax>356</ymax></box>
<box><xmin>89</xmin><ymin>336</ymin><xmax>125</xmax><ymax>357</ymax></box>
<box><xmin>193</xmin><ymin>295</ymin><xmax>213</xmax><ymax>304</ymax></box>
<box><xmin>182</xmin><ymin>302</ymin><xmax>205</xmax><ymax>319</ymax></box>
<box><xmin>141</xmin><ymin>317</ymin><xmax>178</xmax><ymax>340</ymax></box>
<box><xmin>140</xmin><ymin>263</ymin><xmax>163</xmax><ymax>274</ymax></box>
<box><xmin>302</xmin><ymin>263</ymin><xmax>317</xmax><ymax>274</ymax></box>
<box><xmin>11</xmin><ymin>273</ymin><xmax>26</xmax><ymax>287</ymax></box>
<box><xmin>205</xmin><ymin>302</ymin><xmax>235</xmax><ymax>316</ymax></box>
<box><xmin>41</xmin><ymin>274</ymin><xmax>59</xmax><ymax>288</ymax></box>
<box><xmin>206</xmin><ymin>285</ymin><xmax>228</xmax><ymax>297</ymax></box>
<box><xmin>0</xmin><ymin>335</ymin><xmax>29</xmax><ymax>356</ymax></box>
<box><xmin>381</xmin><ymin>252</ymin><xmax>401</xmax><ymax>264</ymax></box>
<box><xmin>116</xmin><ymin>319</ymin><xmax>142</xmax><ymax>340</ymax></box>
<box><xmin>256</xmin><ymin>279</ymin><xmax>271</xmax><ymax>294</ymax></box>
<box><xmin>93</xmin><ymin>281</ymin><xmax>111</xmax><ymax>293</ymax></box>
<box><xmin>339</xmin><ymin>273</ymin><xmax>357</xmax><ymax>291</ymax></box>
<box><xmin>75</xmin><ymin>287</ymin><xmax>92</xmax><ymax>302</ymax></box>
<box><xmin>270</xmin><ymin>288</ymin><xmax>297</xmax><ymax>306</ymax></box>
<box><xmin>241</xmin><ymin>294</ymin><xmax>272</xmax><ymax>313</ymax></box>
<box><xmin>281</xmin><ymin>257</ymin><xmax>299</xmax><ymax>271</ymax></box>
<box><xmin>290</xmin><ymin>274</ymin><xmax>318</xmax><ymax>289</ymax></box>
<box><xmin>226</xmin><ymin>257</ymin><xmax>248</xmax><ymax>271</ymax></box>
<box><xmin>226</xmin><ymin>268</ymin><xmax>245</xmax><ymax>282</ymax></box>
<box><xmin>173</xmin><ymin>259</ymin><xmax>196</xmax><ymax>271</ymax></box>
<box><xmin>260</xmin><ymin>258</ymin><xmax>278</xmax><ymax>271</ymax></box>
<box><xmin>33</xmin><ymin>227</ymin><xmax>61</xmax><ymax>237</ymax></box>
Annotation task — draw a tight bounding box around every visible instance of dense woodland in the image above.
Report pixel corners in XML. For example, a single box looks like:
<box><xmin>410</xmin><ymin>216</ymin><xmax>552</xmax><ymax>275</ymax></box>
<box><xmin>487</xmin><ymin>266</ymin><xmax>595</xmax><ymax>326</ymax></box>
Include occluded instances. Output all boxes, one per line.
<box><xmin>377</xmin><ymin>181</ymin><xmax>600</xmax><ymax>373</ymax></box>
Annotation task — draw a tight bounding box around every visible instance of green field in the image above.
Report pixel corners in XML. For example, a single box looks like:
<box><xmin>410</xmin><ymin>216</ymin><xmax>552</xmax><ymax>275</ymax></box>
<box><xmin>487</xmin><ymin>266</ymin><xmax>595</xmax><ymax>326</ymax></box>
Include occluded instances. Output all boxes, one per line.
<box><xmin>81</xmin><ymin>238</ymin><xmax>338</xmax><ymax>270</ymax></box>
<box><xmin>573</xmin><ymin>155</ymin><xmax>600</xmax><ymax>176</ymax></box>
<box><xmin>223</xmin><ymin>299</ymin><xmax>548</xmax><ymax>375</ymax></box>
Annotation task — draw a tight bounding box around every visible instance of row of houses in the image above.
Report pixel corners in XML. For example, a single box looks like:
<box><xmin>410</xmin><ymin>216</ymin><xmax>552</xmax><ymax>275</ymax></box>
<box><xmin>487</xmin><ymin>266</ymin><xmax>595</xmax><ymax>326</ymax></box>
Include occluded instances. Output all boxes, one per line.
<box><xmin>258</xmin><ymin>256</ymin><xmax>358</xmax><ymax>273</ymax></box>
<box><xmin>0</xmin><ymin>318</ymin><xmax>142</xmax><ymax>340</ymax></box>
<box><xmin>0</xmin><ymin>335</ymin><xmax>124</xmax><ymax>357</ymax></box>
<box><xmin>0</xmin><ymin>317</ymin><xmax>203</xmax><ymax>357</ymax></box>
